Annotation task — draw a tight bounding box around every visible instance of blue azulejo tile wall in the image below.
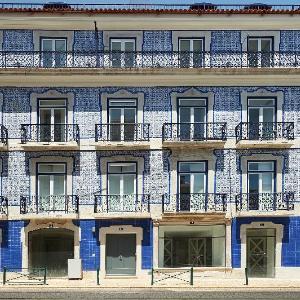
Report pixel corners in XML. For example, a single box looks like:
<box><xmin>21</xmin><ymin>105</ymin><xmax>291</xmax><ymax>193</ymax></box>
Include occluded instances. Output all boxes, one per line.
<box><xmin>0</xmin><ymin>220</ymin><xmax>26</xmax><ymax>270</ymax></box>
<box><xmin>231</xmin><ymin>217</ymin><xmax>300</xmax><ymax>268</ymax></box>
<box><xmin>77</xmin><ymin>219</ymin><xmax>153</xmax><ymax>271</ymax></box>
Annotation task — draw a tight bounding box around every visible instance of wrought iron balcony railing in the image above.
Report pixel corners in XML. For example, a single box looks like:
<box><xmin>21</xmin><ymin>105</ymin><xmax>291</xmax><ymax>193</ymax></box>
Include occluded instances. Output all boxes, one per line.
<box><xmin>94</xmin><ymin>194</ymin><xmax>150</xmax><ymax>213</ymax></box>
<box><xmin>20</xmin><ymin>195</ymin><xmax>79</xmax><ymax>214</ymax></box>
<box><xmin>235</xmin><ymin>192</ymin><xmax>294</xmax><ymax>212</ymax></box>
<box><xmin>235</xmin><ymin>122</ymin><xmax>294</xmax><ymax>142</ymax></box>
<box><xmin>0</xmin><ymin>125</ymin><xmax>8</xmax><ymax>145</ymax></box>
<box><xmin>162</xmin><ymin>193</ymin><xmax>227</xmax><ymax>213</ymax></box>
<box><xmin>21</xmin><ymin>124</ymin><xmax>80</xmax><ymax>144</ymax></box>
<box><xmin>95</xmin><ymin>123</ymin><xmax>150</xmax><ymax>142</ymax></box>
<box><xmin>163</xmin><ymin>122</ymin><xmax>227</xmax><ymax>142</ymax></box>
<box><xmin>0</xmin><ymin>196</ymin><xmax>8</xmax><ymax>215</ymax></box>
<box><xmin>0</xmin><ymin>51</ymin><xmax>300</xmax><ymax>69</ymax></box>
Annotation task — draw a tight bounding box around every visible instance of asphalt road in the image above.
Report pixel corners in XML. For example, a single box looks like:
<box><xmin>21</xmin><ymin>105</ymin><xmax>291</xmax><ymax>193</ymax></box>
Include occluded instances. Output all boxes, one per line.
<box><xmin>1</xmin><ymin>289</ymin><xmax>300</xmax><ymax>300</ymax></box>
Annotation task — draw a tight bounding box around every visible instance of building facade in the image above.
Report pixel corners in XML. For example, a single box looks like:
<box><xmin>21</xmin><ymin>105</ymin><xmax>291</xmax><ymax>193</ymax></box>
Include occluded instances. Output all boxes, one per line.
<box><xmin>0</xmin><ymin>2</ymin><xmax>300</xmax><ymax>283</ymax></box>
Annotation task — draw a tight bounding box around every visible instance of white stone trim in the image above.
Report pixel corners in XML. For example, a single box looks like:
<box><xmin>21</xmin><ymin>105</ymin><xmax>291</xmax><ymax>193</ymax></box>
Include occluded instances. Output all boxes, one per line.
<box><xmin>240</xmin><ymin>221</ymin><xmax>283</xmax><ymax>270</ymax></box>
<box><xmin>21</xmin><ymin>220</ymin><xmax>80</xmax><ymax>269</ymax></box>
<box><xmin>33</xmin><ymin>31</ymin><xmax>74</xmax><ymax>51</ymax></box>
<box><xmin>241</xmin><ymin>31</ymin><xmax>280</xmax><ymax>51</ymax></box>
<box><xmin>240</xmin><ymin>153</ymin><xmax>283</xmax><ymax>194</ymax></box>
<box><xmin>225</xmin><ymin>221</ymin><xmax>232</xmax><ymax>268</ymax></box>
<box><xmin>103</xmin><ymin>31</ymin><xmax>143</xmax><ymax>51</ymax></box>
<box><xmin>172</xmin><ymin>31</ymin><xmax>211</xmax><ymax>51</ymax></box>
<box><xmin>171</xmin><ymin>88</ymin><xmax>214</xmax><ymax>124</ymax></box>
<box><xmin>241</xmin><ymin>89</ymin><xmax>284</xmax><ymax>123</ymax></box>
<box><xmin>100</xmin><ymin>156</ymin><xmax>144</xmax><ymax>196</ymax></box>
<box><xmin>30</xmin><ymin>90</ymin><xmax>74</xmax><ymax>124</ymax></box>
<box><xmin>29</xmin><ymin>156</ymin><xmax>73</xmax><ymax>197</ymax></box>
<box><xmin>99</xmin><ymin>225</ymin><xmax>143</xmax><ymax>277</ymax></box>
<box><xmin>170</xmin><ymin>150</ymin><xmax>216</xmax><ymax>195</ymax></box>
<box><xmin>101</xmin><ymin>89</ymin><xmax>144</xmax><ymax>124</ymax></box>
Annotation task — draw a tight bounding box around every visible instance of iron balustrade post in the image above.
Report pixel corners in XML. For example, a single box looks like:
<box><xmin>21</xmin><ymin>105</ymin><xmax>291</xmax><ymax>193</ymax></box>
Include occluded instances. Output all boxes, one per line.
<box><xmin>190</xmin><ymin>267</ymin><xmax>194</xmax><ymax>285</ymax></box>
<box><xmin>245</xmin><ymin>267</ymin><xmax>248</xmax><ymax>285</ymax></box>
<box><xmin>3</xmin><ymin>267</ymin><xmax>6</xmax><ymax>285</ymax></box>
<box><xmin>151</xmin><ymin>268</ymin><xmax>154</xmax><ymax>285</ymax></box>
<box><xmin>162</xmin><ymin>195</ymin><xmax>164</xmax><ymax>213</ymax></box>
<box><xmin>43</xmin><ymin>268</ymin><xmax>47</xmax><ymax>285</ymax></box>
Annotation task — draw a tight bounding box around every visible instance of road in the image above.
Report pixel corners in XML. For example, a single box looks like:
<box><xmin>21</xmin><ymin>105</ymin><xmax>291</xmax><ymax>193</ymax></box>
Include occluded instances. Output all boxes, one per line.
<box><xmin>1</xmin><ymin>289</ymin><xmax>300</xmax><ymax>300</ymax></box>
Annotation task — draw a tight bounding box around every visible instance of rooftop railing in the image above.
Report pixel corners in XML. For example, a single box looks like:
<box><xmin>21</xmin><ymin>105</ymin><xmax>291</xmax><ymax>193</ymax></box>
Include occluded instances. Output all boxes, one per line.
<box><xmin>0</xmin><ymin>3</ymin><xmax>299</xmax><ymax>12</ymax></box>
<box><xmin>0</xmin><ymin>51</ymin><xmax>300</xmax><ymax>69</ymax></box>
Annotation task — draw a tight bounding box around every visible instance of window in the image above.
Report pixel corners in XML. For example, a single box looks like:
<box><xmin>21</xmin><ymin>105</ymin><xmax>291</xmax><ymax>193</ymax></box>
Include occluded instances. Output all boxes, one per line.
<box><xmin>159</xmin><ymin>225</ymin><xmax>225</xmax><ymax>268</ymax></box>
<box><xmin>179</xmin><ymin>38</ymin><xmax>204</xmax><ymax>68</ymax></box>
<box><xmin>247</xmin><ymin>161</ymin><xmax>275</xmax><ymax>210</ymax></box>
<box><xmin>178</xmin><ymin>162</ymin><xmax>207</xmax><ymax>211</ymax></box>
<box><xmin>110</xmin><ymin>39</ymin><xmax>135</xmax><ymax>68</ymax></box>
<box><xmin>247</xmin><ymin>37</ymin><xmax>273</xmax><ymax>67</ymax></box>
<box><xmin>178</xmin><ymin>98</ymin><xmax>207</xmax><ymax>141</ymax></box>
<box><xmin>38</xmin><ymin>99</ymin><xmax>67</xmax><ymax>142</ymax></box>
<box><xmin>41</xmin><ymin>38</ymin><xmax>67</xmax><ymax>67</ymax></box>
<box><xmin>37</xmin><ymin>163</ymin><xmax>66</xmax><ymax>212</ymax></box>
<box><xmin>107</xmin><ymin>162</ymin><xmax>137</xmax><ymax>211</ymax></box>
<box><xmin>108</xmin><ymin>99</ymin><xmax>137</xmax><ymax>141</ymax></box>
<box><xmin>248</xmin><ymin>98</ymin><xmax>276</xmax><ymax>140</ymax></box>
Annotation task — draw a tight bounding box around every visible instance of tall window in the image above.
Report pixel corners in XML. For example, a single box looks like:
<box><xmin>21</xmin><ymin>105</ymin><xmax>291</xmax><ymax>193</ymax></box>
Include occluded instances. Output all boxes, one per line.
<box><xmin>178</xmin><ymin>162</ymin><xmax>207</xmax><ymax>211</ymax></box>
<box><xmin>37</xmin><ymin>163</ymin><xmax>66</xmax><ymax>212</ymax></box>
<box><xmin>41</xmin><ymin>38</ymin><xmax>67</xmax><ymax>67</ymax></box>
<box><xmin>248</xmin><ymin>98</ymin><xmax>276</xmax><ymax>140</ymax></box>
<box><xmin>178</xmin><ymin>98</ymin><xmax>207</xmax><ymax>141</ymax></box>
<box><xmin>107</xmin><ymin>162</ymin><xmax>137</xmax><ymax>211</ymax></box>
<box><xmin>248</xmin><ymin>161</ymin><xmax>275</xmax><ymax>210</ymax></box>
<box><xmin>38</xmin><ymin>99</ymin><xmax>67</xmax><ymax>142</ymax></box>
<box><xmin>110</xmin><ymin>39</ymin><xmax>135</xmax><ymax>68</ymax></box>
<box><xmin>247</xmin><ymin>37</ymin><xmax>273</xmax><ymax>67</ymax></box>
<box><xmin>108</xmin><ymin>99</ymin><xmax>137</xmax><ymax>141</ymax></box>
<box><xmin>179</xmin><ymin>38</ymin><xmax>204</xmax><ymax>68</ymax></box>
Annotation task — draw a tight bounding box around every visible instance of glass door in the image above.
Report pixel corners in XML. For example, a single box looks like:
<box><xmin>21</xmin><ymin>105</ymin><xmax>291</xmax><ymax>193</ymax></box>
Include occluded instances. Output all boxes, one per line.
<box><xmin>178</xmin><ymin>98</ymin><xmax>207</xmax><ymax>141</ymax></box>
<box><xmin>41</xmin><ymin>38</ymin><xmax>67</xmax><ymax>67</ymax></box>
<box><xmin>247</xmin><ymin>229</ymin><xmax>276</xmax><ymax>278</ymax></box>
<box><xmin>39</xmin><ymin>99</ymin><xmax>67</xmax><ymax>142</ymax></box>
<box><xmin>248</xmin><ymin>37</ymin><xmax>273</xmax><ymax>67</ymax></box>
<box><xmin>108</xmin><ymin>99</ymin><xmax>136</xmax><ymax>141</ymax></box>
<box><xmin>108</xmin><ymin>163</ymin><xmax>136</xmax><ymax>211</ymax></box>
<box><xmin>110</xmin><ymin>39</ymin><xmax>135</xmax><ymax>68</ymax></box>
<box><xmin>248</xmin><ymin>98</ymin><xmax>276</xmax><ymax>140</ymax></box>
<box><xmin>178</xmin><ymin>162</ymin><xmax>206</xmax><ymax>211</ymax></box>
<box><xmin>248</xmin><ymin>162</ymin><xmax>275</xmax><ymax>210</ymax></box>
<box><xmin>179</xmin><ymin>39</ymin><xmax>204</xmax><ymax>68</ymax></box>
<box><xmin>37</xmin><ymin>163</ymin><xmax>66</xmax><ymax>212</ymax></box>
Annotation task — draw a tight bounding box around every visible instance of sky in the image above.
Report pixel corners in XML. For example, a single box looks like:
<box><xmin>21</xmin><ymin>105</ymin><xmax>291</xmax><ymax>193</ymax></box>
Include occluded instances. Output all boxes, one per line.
<box><xmin>5</xmin><ymin>0</ymin><xmax>300</xmax><ymax>5</ymax></box>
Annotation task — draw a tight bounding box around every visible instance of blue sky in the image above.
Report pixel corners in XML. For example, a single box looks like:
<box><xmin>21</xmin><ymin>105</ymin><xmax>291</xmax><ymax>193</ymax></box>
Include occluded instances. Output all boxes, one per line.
<box><xmin>7</xmin><ymin>0</ymin><xmax>300</xmax><ymax>5</ymax></box>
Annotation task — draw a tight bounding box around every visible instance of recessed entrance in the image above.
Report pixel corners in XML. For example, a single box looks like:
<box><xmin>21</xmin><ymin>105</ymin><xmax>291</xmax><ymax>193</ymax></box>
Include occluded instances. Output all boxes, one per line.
<box><xmin>28</xmin><ymin>228</ymin><xmax>74</xmax><ymax>277</ymax></box>
<box><xmin>106</xmin><ymin>234</ymin><xmax>136</xmax><ymax>275</ymax></box>
<box><xmin>246</xmin><ymin>228</ymin><xmax>275</xmax><ymax>278</ymax></box>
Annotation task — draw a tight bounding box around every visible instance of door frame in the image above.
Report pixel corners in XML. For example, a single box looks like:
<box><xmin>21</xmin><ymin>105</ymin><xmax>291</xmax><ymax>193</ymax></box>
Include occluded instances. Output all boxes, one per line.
<box><xmin>99</xmin><ymin>225</ymin><xmax>143</xmax><ymax>277</ymax></box>
<box><xmin>240</xmin><ymin>222</ymin><xmax>283</xmax><ymax>276</ymax></box>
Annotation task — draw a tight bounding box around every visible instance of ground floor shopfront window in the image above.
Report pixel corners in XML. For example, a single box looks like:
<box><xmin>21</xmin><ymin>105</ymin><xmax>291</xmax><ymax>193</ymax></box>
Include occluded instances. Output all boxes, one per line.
<box><xmin>158</xmin><ymin>225</ymin><xmax>225</xmax><ymax>268</ymax></box>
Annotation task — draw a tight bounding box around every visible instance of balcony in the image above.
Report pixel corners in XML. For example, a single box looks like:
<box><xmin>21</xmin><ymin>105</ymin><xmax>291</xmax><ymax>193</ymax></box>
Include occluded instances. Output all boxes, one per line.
<box><xmin>162</xmin><ymin>193</ymin><xmax>227</xmax><ymax>214</ymax></box>
<box><xmin>0</xmin><ymin>196</ymin><xmax>8</xmax><ymax>218</ymax></box>
<box><xmin>94</xmin><ymin>194</ymin><xmax>150</xmax><ymax>217</ymax></box>
<box><xmin>235</xmin><ymin>122</ymin><xmax>294</xmax><ymax>148</ymax></box>
<box><xmin>21</xmin><ymin>124</ymin><xmax>80</xmax><ymax>150</ymax></box>
<box><xmin>0</xmin><ymin>51</ymin><xmax>299</xmax><ymax>70</ymax></box>
<box><xmin>162</xmin><ymin>122</ymin><xmax>227</xmax><ymax>148</ymax></box>
<box><xmin>235</xmin><ymin>192</ymin><xmax>294</xmax><ymax>216</ymax></box>
<box><xmin>95</xmin><ymin>123</ymin><xmax>150</xmax><ymax>149</ymax></box>
<box><xmin>20</xmin><ymin>195</ymin><xmax>79</xmax><ymax>217</ymax></box>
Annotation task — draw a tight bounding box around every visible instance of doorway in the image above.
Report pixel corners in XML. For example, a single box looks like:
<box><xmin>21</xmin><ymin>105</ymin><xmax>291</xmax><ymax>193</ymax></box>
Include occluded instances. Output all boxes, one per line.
<box><xmin>246</xmin><ymin>228</ymin><xmax>276</xmax><ymax>277</ymax></box>
<box><xmin>29</xmin><ymin>228</ymin><xmax>74</xmax><ymax>277</ymax></box>
<box><xmin>106</xmin><ymin>234</ymin><xmax>136</xmax><ymax>275</ymax></box>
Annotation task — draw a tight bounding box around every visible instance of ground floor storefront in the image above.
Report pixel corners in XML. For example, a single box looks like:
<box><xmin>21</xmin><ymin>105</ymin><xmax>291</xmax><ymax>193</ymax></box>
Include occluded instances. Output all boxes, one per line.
<box><xmin>0</xmin><ymin>216</ymin><xmax>300</xmax><ymax>284</ymax></box>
